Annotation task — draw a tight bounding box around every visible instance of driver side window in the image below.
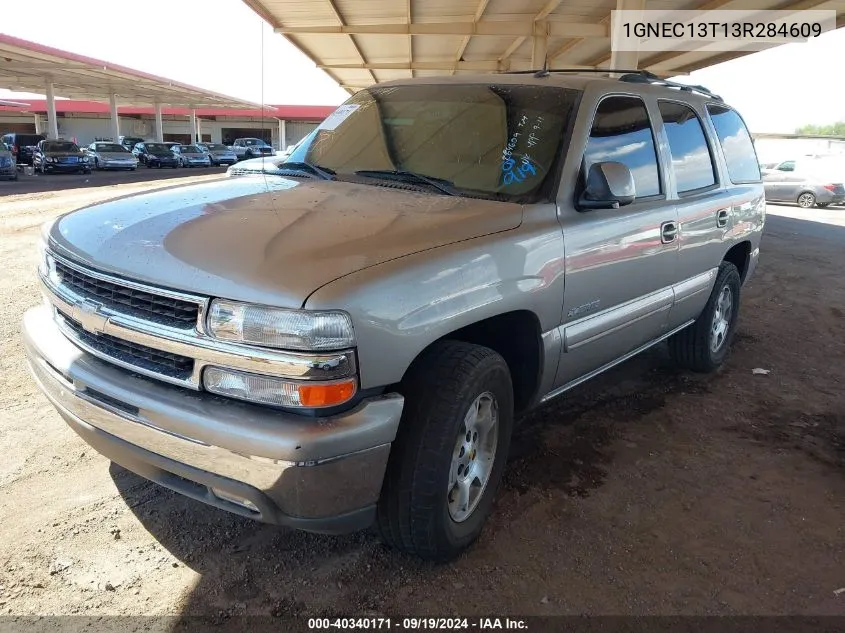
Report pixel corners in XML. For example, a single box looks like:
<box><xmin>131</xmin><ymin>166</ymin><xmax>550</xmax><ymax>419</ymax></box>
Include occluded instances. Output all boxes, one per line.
<box><xmin>583</xmin><ymin>96</ymin><xmax>662</xmax><ymax>198</ymax></box>
<box><xmin>776</xmin><ymin>161</ymin><xmax>795</xmax><ymax>172</ymax></box>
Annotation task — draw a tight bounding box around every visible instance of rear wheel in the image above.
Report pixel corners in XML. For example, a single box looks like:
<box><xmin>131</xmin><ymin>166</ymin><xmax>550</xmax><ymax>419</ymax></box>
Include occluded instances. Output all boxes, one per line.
<box><xmin>377</xmin><ymin>340</ymin><xmax>514</xmax><ymax>561</ymax></box>
<box><xmin>797</xmin><ymin>192</ymin><xmax>816</xmax><ymax>208</ymax></box>
<box><xmin>669</xmin><ymin>261</ymin><xmax>741</xmax><ymax>373</ymax></box>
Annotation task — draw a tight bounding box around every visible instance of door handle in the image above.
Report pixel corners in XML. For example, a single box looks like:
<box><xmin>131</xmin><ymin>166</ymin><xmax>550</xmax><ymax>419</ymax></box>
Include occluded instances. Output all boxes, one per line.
<box><xmin>716</xmin><ymin>208</ymin><xmax>730</xmax><ymax>228</ymax></box>
<box><xmin>660</xmin><ymin>221</ymin><xmax>678</xmax><ymax>244</ymax></box>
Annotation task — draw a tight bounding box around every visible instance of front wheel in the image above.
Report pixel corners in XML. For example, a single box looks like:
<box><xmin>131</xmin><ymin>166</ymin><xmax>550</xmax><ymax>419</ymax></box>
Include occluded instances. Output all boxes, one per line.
<box><xmin>797</xmin><ymin>192</ymin><xmax>816</xmax><ymax>208</ymax></box>
<box><xmin>669</xmin><ymin>261</ymin><xmax>741</xmax><ymax>373</ymax></box>
<box><xmin>377</xmin><ymin>340</ymin><xmax>514</xmax><ymax>561</ymax></box>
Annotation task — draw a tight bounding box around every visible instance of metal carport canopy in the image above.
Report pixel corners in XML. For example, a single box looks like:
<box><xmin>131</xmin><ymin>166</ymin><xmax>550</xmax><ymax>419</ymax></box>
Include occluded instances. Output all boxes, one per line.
<box><xmin>243</xmin><ymin>0</ymin><xmax>845</xmax><ymax>93</ymax></box>
<box><xmin>0</xmin><ymin>33</ymin><xmax>273</xmax><ymax>141</ymax></box>
<box><xmin>0</xmin><ymin>33</ymin><xmax>267</xmax><ymax>108</ymax></box>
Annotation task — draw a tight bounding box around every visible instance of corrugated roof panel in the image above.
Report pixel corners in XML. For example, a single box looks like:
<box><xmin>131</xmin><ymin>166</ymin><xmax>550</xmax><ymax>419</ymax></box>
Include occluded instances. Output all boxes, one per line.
<box><xmin>246</xmin><ymin>0</ymin><xmax>845</xmax><ymax>92</ymax></box>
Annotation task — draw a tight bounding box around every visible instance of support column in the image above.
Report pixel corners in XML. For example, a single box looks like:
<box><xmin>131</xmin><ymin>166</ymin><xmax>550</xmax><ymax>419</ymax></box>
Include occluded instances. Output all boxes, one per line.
<box><xmin>109</xmin><ymin>93</ymin><xmax>120</xmax><ymax>141</ymax></box>
<box><xmin>278</xmin><ymin>118</ymin><xmax>286</xmax><ymax>151</ymax></box>
<box><xmin>45</xmin><ymin>82</ymin><xmax>59</xmax><ymax>140</ymax></box>
<box><xmin>33</xmin><ymin>113</ymin><xmax>43</xmax><ymax>135</ymax></box>
<box><xmin>196</xmin><ymin>116</ymin><xmax>202</xmax><ymax>143</ymax></box>
<box><xmin>190</xmin><ymin>109</ymin><xmax>198</xmax><ymax>143</ymax></box>
<box><xmin>531</xmin><ymin>20</ymin><xmax>548</xmax><ymax>69</ymax></box>
<box><xmin>609</xmin><ymin>0</ymin><xmax>645</xmax><ymax>71</ymax></box>
<box><xmin>154</xmin><ymin>103</ymin><xmax>164</xmax><ymax>142</ymax></box>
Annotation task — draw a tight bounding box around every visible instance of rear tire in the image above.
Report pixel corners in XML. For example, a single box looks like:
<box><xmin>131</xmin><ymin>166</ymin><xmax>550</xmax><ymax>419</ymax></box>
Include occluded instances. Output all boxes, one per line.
<box><xmin>669</xmin><ymin>261</ymin><xmax>741</xmax><ymax>373</ymax></box>
<box><xmin>797</xmin><ymin>192</ymin><xmax>816</xmax><ymax>208</ymax></box>
<box><xmin>377</xmin><ymin>340</ymin><xmax>514</xmax><ymax>562</ymax></box>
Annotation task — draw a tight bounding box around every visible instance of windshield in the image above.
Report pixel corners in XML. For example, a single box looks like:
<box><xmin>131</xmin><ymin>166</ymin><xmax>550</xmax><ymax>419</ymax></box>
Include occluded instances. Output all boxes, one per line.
<box><xmin>243</xmin><ymin>139</ymin><xmax>266</xmax><ymax>146</ymax></box>
<box><xmin>206</xmin><ymin>143</ymin><xmax>229</xmax><ymax>151</ymax></box>
<box><xmin>146</xmin><ymin>143</ymin><xmax>171</xmax><ymax>152</ymax></box>
<box><xmin>43</xmin><ymin>141</ymin><xmax>80</xmax><ymax>153</ymax></box>
<box><xmin>95</xmin><ymin>143</ymin><xmax>128</xmax><ymax>153</ymax></box>
<box><xmin>181</xmin><ymin>145</ymin><xmax>201</xmax><ymax>153</ymax></box>
<box><xmin>286</xmin><ymin>83</ymin><xmax>579</xmax><ymax>201</ymax></box>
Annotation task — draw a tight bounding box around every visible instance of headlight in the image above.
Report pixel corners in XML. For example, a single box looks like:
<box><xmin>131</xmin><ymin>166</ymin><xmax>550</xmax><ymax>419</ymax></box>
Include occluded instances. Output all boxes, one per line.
<box><xmin>203</xmin><ymin>366</ymin><xmax>356</xmax><ymax>408</ymax></box>
<box><xmin>82</xmin><ymin>156</ymin><xmax>89</xmax><ymax>162</ymax></box>
<box><xmin>37</xmin><ymin>220</ymin><xmax>57</xmax><ymax>281</ymax></box>
<box><xmin>208</xmin><ymin>299</ymin><xmax>355</xmax><ymax>351</ymax></box>
<box><xmin>45</xmin><ymin>157</ymin><xmax>55</xmax><ymax>163</ymax></box>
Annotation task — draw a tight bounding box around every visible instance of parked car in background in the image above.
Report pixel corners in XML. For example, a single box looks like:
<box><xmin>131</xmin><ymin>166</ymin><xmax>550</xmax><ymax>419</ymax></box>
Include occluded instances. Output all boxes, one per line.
<box><xmin>0</xmin><ymin>141</ymin><xmax>17</xmax><ymax>180</ymax></box>
<box><xmin>118</xmin><ymin>136</ymin><xmax>145</xmax><ymax>152</ymax></box>
<box><xmin>232</xmin><ymin>137</ymin><xmax>274</xmax><ymax>161</ymax></box>
<box><xmin>196</xmin><ymin>143</ymin><xmax>237</xmax><ymax>166</ymax></box>
<box><xmin>86</xmin><ymin>142</ymin><xmax>138</xmax><ymax>171</ymax></box>
<box><xmin>24</xmin><ymin>73</ymin><xmax>764</xmax><ymax>561</ymax></box>
<box><xmin>132</xmin><ymin>142</ymin><xmax>180</xmax><ymax>168</ymax></box>
<box><xmin>33</xmin><ymin>140</ymin><xmax>91</xmax><ymax>174</ymax></box>
<box><xmin>762</xmin><ymin>157</ymin><xmax>845</xmax><ymax>207</ymax></box>
<box><xmin>173</xmin><ymin>144</ymin><xmax>211</xmax><ymax>168</ymax></box>
<box><xmin>1</xmin><ymin>132</ymin><xmax>46</xmax><ymax>166</ymax></box>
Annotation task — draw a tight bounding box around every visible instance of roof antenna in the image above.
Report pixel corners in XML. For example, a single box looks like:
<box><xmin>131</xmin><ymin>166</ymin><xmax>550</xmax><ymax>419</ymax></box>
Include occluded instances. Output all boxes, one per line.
<box><xmin>534</xmin><ymin>54</ymin><xmax>550</xmax><ymax>78</ymax></box>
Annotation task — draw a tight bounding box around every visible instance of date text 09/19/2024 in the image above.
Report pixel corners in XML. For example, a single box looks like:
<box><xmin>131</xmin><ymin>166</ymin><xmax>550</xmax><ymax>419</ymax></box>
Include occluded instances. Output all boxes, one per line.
<box><xmin>307</xmin><ymin>617</ymin><xmax>529</xmax><ymax>630</ymax></box>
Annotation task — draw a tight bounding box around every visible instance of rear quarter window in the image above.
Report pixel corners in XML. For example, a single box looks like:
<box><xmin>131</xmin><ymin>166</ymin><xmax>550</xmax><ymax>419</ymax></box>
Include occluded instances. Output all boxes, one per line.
<box><xmin>707</xmin><ymin>104</ymin><xmax>760</xmax><ymax>184</ymax></box>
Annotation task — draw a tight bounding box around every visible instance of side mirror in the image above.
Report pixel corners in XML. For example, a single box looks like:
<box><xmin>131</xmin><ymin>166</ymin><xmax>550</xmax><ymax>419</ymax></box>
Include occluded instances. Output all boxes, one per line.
<box><xmin>579</xmin><ymin>161</ymin><xmax>636</xmax><ymax>210</ymax></box>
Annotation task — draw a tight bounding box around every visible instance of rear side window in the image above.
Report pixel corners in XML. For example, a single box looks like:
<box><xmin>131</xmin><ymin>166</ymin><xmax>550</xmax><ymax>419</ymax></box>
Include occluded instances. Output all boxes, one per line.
<box><xmin>707</xmin><ymin>104</ymin><xmax>760</xmax><ymax>183</ymax></box>
<box><xmin>583</xmin><ymin>96</ymin><xmax>661</xmax><ymax>198</ymax></box>
<box><xmin>658</xmin><ymin>101</ymin><xmax>716</xmax><ymax>193</ymax></box>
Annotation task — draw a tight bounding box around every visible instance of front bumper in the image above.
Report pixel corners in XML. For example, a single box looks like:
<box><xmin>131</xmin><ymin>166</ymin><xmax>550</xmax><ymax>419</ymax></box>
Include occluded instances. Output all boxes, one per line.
<box><xmin>23</xmin><ymin>305</ymin><xmax>403</xmax><ymax>533</ymax></box>
<box><xmin>0</xmin><ymin>164</ymin><xmax>15</xmax><ymax>177</ymax></box>
<box><xmin>44</xmin><ymin>162</ymin><xmax>88</xmax><ymax>171</ymax></box>
<box><xmin>100</xmin><ymin>160</ymin><xmax>137</xmax><ymax>170</ymax></box>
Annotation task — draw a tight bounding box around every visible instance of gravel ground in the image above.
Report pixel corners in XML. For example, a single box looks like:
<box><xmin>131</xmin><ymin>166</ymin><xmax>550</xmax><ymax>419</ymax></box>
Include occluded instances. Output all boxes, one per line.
<box><xmin>0</xmin><ymin>177</ymin><xmax>843</xmax><ymax>627</ymax></box>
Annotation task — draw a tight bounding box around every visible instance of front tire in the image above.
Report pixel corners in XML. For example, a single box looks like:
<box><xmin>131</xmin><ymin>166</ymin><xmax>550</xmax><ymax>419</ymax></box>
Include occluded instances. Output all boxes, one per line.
<box><xmin>669</xmin><ymin>261</ymin><xmax>741</xmax><ymax>373</ymax></box>
<box><xmin>797</xmin><ymin>192</ymin><xmax>816</xmax><ymax>208</ymax></box>
<box><xmin>377</xmin><ymin>340</ymin><xmax>514</xmax><ymax>561</ymax></box>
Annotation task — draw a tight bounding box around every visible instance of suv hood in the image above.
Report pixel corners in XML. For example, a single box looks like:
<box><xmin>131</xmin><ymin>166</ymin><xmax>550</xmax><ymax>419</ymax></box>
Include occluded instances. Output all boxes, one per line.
<box><xmin>49</xmin><ymin>176</ymin><xmax>523</xmax><ymax>307</ymax></box>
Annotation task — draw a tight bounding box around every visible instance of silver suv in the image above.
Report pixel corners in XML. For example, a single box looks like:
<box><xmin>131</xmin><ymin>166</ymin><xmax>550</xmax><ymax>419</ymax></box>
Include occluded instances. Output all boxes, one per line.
<box><xmin>23</xmin><ymin>71</ymin><xmax>764</xmax><ymax>561</ymax></box>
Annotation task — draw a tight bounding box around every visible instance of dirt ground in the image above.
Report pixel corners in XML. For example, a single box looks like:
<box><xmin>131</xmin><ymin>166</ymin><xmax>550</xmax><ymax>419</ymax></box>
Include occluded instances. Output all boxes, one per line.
<box><xmin>0</xmin><ymin>175</ymin><xmax>843</xmax><ymax>627</ymax></box>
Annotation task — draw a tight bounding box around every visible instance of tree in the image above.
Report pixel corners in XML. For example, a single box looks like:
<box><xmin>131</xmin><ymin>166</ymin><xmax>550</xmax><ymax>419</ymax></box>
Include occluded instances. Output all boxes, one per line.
<box><xmin>795</xmin><ymin>122</ymin><xmax>845</xmax><ymax>136</ymax></box>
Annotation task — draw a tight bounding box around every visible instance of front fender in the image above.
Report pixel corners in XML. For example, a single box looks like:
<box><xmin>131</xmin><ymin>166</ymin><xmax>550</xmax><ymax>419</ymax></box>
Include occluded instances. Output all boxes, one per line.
<box><xmin>304</xmin><ymin>216</ymin><xmax>565</xmax><ymax>390</ymax></box>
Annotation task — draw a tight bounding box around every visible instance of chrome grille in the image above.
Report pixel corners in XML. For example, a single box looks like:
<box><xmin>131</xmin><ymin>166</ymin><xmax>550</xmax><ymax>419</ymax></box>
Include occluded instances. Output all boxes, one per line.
<box><xmin>54</xmin><ymin>260</ymin><xmax>199</xmax><ymax>329</ymax></box>
<box><xmin>59</xmin><ymin>310</ymin><xmax>194</xmax><ymax>380</ymax></box>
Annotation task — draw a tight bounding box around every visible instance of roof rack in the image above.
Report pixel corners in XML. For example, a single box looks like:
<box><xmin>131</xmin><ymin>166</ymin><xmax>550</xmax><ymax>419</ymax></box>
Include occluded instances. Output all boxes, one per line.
<box><xmin>501</xmin><ymin>68</ymin><xmax>724</xmax><ymax>102</ymax></box>
<box><xmin>617</xmin><ymin>70</ymin><xmax>723</xmax><ymax>101</ymax></box>
<box><xmin>502</xmin><ymin>68</ymin><xmax>643</xmax><ymax>77</ymax></box>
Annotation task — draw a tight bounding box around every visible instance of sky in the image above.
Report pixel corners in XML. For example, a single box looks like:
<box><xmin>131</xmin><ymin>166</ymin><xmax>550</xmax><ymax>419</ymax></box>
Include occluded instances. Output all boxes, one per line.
<box><xmin>2</xmin><ymin>0</ymin><xmax>845</xmax><ymax>133</ymax></box>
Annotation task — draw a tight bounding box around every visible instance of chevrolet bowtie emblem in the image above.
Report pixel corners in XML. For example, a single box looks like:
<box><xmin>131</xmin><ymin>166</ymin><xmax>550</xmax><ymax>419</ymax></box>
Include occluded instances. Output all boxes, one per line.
<box><xmin>72</xmin><ymin>299</ymin><xmax>108</xmax><ymax>335</ymax></box>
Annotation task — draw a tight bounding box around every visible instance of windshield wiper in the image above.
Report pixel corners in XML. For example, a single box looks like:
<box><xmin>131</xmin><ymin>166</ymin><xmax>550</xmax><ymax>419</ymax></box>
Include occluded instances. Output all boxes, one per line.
<box><xmin>277</xmin><ymin>161</ymin><xmax>335</xmax><ymax>180</ymax></box>
<box><xmin>354</xmin><ymin>169</ymin><xmax>458</xmax><ymax>196</ymax></box>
